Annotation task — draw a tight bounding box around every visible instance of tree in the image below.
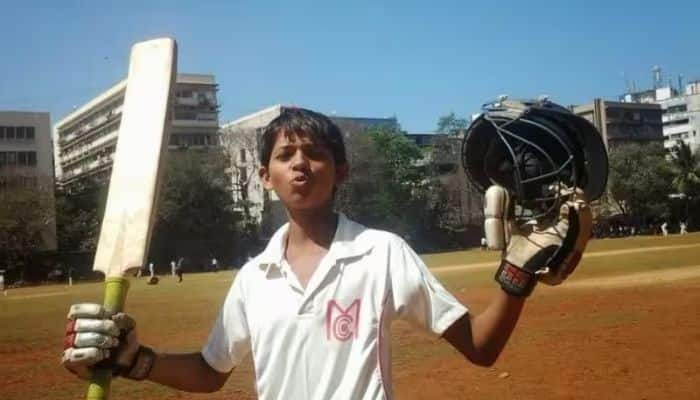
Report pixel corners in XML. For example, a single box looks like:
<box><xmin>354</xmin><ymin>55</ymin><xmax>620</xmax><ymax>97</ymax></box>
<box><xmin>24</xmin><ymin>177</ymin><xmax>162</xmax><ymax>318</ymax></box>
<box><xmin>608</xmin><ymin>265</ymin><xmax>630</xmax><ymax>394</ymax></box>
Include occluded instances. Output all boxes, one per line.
<box><xmin>149</xmin><ymin>149</ymin><xmax>243</xmax><ymax>269</ymax></box>
<box><xmin>55</xmin><ymin>179</ymin><xmax>107</xmax><ymax>252</ymax></box>
<box><xmin>220</xmin><ymin>126</ymin><xmax>261</xmax><ymax>227</ymax></box>
<box><xmin>0</xmin><ymin>175</ymin><xmax>56</xmax><ymax>281</ymax></box>
<box><xmin>426</xmin><ymin>134</ymin><xmax>483</xmax><ymax>229</ymax></box>
<box><xmin>436</xmin><ymin>112</ymin><xmax>469</xmax><ymax>135</ymax></box>
<box><xmin>336</xmin><ymin>126</ymin><xmax>429</xmax><ymax>242</ymax></box>
<box><xmin>668</xmin><ymin>140</ymin><xmax>700</xmax><ymax>196</ymax></box>
<box><xmin>667</xmin><ymin>140</ymin><xmax>700</xmax><ymax>226</ymax></box>
<box><xmin>607</xmin><ymin>143</ymin><xmax>674</xmax><ymax>218</ymax></box>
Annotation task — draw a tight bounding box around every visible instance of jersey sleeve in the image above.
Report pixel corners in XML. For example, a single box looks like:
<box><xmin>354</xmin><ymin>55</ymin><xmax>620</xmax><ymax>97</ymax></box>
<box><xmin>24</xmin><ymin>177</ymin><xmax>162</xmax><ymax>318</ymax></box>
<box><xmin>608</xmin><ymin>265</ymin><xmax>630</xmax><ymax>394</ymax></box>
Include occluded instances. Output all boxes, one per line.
<box><xmin>201</xmin><ymin>272</ymin><xmax>251</xmax><ymax>373</ymax></box>
<box><xmin>389</xmin><ymin>238</ymin><xmax>468</xmax><ymax>336</ymax></box>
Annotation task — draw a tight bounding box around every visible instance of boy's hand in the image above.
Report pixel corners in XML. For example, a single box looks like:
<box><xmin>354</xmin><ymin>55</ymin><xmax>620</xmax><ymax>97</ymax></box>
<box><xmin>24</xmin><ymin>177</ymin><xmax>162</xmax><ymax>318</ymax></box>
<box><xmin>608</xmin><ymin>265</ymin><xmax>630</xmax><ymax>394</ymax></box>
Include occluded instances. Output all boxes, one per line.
<box><xmin>62</xmin><ymin>304</ymin><xmax>155</xmax><ymax>380</ymax></box>
<box><xmin>484</xmin><ymin>185</ymin><xmax>592</xmax><ymax>297</ymax></box>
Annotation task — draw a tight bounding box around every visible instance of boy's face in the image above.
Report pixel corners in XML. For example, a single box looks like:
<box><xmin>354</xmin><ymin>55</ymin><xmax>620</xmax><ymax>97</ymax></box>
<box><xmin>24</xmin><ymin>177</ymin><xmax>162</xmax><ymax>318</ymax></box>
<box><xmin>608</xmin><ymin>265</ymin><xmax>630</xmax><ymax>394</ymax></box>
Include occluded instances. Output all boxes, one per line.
<box><xmin>259</xmin><ymin>131</ymin><xmax>347</xmax><ymax>212</ymax></box>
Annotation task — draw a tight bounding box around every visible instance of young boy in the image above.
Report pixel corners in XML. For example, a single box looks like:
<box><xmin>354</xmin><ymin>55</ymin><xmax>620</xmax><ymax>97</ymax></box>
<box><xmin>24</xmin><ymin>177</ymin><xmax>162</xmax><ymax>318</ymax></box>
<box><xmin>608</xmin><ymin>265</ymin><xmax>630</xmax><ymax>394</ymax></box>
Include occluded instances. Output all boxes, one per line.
<box><xmin>63</xmin><ymin>108</ymin><xmax>591</xmax><ymax>399</ymax></box>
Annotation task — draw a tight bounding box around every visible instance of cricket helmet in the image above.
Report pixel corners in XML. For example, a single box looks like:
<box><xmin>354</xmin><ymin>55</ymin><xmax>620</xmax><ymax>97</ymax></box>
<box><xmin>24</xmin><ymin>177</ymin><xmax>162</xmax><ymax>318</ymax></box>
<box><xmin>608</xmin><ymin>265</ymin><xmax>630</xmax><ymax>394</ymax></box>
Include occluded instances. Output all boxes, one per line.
<box><xmin>461</xmin><ymin>97</ymin><xmax>608</xmax><ymax>220</ymax></box>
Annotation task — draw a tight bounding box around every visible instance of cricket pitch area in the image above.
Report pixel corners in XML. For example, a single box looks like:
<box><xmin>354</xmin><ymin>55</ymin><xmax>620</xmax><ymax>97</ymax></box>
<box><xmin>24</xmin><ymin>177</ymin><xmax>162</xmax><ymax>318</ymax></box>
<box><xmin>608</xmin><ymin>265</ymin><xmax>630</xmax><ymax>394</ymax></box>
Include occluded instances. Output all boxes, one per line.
<box><xmin>1</xmin><ymin>233</ymin><xmax>699</xmax><ymax>399</ymax></box>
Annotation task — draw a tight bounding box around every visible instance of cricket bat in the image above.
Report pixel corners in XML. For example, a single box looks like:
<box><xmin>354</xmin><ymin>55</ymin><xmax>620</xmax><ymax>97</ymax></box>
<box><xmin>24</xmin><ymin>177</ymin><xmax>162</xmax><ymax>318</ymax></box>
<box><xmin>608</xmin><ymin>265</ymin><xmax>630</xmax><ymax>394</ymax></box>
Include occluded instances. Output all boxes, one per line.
<box><xmin>86</xmin><ymin>37</ymin><xmax>177</xmax><ymax>400</ymax></box>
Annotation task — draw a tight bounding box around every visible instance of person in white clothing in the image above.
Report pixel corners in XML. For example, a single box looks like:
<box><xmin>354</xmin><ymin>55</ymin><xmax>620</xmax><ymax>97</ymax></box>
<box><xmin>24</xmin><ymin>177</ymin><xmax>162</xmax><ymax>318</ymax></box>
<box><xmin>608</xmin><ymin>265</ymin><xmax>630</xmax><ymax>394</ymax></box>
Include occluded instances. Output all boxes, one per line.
<box><xmin>61</xmin><ymin>108</ymin><xmax>592</xmax><ymax>398</ymax></box>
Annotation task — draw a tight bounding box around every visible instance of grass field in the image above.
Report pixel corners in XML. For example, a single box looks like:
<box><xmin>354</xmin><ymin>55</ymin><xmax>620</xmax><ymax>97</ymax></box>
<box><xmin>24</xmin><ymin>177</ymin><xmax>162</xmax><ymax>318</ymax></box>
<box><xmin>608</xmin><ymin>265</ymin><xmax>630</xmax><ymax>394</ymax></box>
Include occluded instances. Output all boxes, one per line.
<box><xmin>1</xmin><ymin>233</ymin><xmax>699</xmax><ymax>399</ymax></box>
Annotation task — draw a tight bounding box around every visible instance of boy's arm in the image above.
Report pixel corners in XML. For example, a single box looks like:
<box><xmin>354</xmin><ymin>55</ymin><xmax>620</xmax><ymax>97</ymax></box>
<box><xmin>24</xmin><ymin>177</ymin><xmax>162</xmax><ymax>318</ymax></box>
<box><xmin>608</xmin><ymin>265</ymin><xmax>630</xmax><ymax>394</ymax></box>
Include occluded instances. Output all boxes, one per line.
<box><xmin>147</xmin><ymin>352</ymin><xmax>232</xmax><ymax>393</ymax></box>
<box><xmin>442</xmin><ymin>186</ymin><xmax>592</xmax><ymax>366</ymax></box>
<box><xmin>63</xmin><ymin>306</ymin><xmax>239</xmax><ymax>393</ymax></box>
<box><xmin>442</xmin><ymin>285</ymin><xmax>525</xmax><ymax>366</ymax></box>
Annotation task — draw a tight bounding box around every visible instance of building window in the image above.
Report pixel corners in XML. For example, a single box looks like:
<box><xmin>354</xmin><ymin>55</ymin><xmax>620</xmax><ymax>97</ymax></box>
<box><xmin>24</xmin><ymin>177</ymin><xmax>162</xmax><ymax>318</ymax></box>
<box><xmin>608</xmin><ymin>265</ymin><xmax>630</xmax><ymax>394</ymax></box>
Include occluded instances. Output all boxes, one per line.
<box><xmin>7</xmin><ymin>151</ymin><xmax>16</xmax><ymax>165</ymax></box>
<box><xmin>6</xmin><ymin>126</ymin><xmax>15</xmax><ymax>139</ymax></box>
<box><xmin>0</xmin><ymin>152</ymin><xmax>5</xmax><ymax>167</ymax></box>
<box><xmin>26</xmin><ymin>126</ymin><xmax>35</xmax><ymax>140</ymax></box>
<box><xmin>206</xmin><ymin>134</ymin><xmax>219</xmax><ymax>146</ymax></box>
<box><xmin>607</xmin><ymin>109</ymin><xmax>620</xmax><ymax>118</ymax></box>
<box><xmin>667</xmin><ymin>104</ymin><xmax>687</xmax><ymax>113</ymax></box>
<box><xmin>240</xmin><ymin>149</ymin><xmax>246</xmax><ymax>163</ymax></box>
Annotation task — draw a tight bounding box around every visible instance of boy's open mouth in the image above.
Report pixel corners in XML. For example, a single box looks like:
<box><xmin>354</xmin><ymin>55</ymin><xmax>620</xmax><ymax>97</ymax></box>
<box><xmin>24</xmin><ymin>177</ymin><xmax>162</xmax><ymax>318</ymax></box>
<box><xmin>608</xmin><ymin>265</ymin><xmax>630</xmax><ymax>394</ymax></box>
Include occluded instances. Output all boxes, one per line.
<box><xmin>291</xmin><ymin>174</ymin><xmax>310</xmax><ymax>185</ymax></box>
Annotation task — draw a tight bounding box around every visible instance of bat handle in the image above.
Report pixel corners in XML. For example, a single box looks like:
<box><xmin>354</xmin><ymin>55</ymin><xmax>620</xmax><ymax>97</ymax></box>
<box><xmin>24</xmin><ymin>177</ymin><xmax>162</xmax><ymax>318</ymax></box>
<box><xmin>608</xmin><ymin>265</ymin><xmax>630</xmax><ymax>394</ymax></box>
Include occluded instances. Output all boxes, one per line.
<box><xmin>86</xmin><ymin>277</ymin><xmax>130</xmax><ymax>400</ymax></box>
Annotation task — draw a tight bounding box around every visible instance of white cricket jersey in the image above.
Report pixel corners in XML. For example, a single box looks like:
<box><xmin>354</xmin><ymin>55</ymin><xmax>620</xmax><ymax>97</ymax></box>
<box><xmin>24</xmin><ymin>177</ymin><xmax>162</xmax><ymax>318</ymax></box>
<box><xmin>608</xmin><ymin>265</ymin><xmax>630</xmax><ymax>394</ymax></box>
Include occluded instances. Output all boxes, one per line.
<box><xmin>202</xmin><ymin>214</ymin><xmax>468</xmax><ymax>399</ymax></box>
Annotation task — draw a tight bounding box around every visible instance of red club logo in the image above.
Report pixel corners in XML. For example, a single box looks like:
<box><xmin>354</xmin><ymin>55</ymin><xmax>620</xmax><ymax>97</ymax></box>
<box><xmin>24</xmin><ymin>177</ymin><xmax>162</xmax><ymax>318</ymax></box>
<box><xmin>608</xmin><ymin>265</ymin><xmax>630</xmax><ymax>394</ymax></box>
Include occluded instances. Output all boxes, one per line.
<box><xmin>326</xmin><ymin>299</ymin><xmax>360</xmax><ymax>341</ymax></box>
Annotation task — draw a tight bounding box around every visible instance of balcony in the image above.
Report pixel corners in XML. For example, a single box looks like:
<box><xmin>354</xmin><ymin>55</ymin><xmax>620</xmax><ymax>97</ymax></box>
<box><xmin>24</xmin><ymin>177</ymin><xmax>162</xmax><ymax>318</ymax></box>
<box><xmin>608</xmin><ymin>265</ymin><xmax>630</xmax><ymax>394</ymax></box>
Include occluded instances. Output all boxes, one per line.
<box><xmin>61</xmin><ymin>134</ymin><xmax>118</xmax><ymax>169</ymax></box>
<box><xmin>662</xmin><ymin>112</ymin><xmax>689</xmax><ymax>124</ymax></box>
<box><xmin>171</xmin><ymin>119</ymin><xmax>219</xmax><ymax>129</ymax></box>
<box><xmin>175</xmin><ymin>97</ymin><xmax>200</xmax><ymax>106</ymax></box>
<box><xmin>59</xmin><ymin>109</ymin><xmax>121</xmax><ymax>147</ymax></box>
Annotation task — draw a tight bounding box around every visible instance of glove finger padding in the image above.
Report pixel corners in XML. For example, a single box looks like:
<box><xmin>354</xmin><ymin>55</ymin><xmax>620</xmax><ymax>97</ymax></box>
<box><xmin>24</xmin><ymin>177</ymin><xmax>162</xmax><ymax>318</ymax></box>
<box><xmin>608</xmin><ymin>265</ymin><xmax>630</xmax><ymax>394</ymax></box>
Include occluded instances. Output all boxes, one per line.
<box><xmin>62</xmin><ymin>303</ymin><xmax>144</xmax><ymax>380</ymax></box>
<box><xmin>483</xmin><ymin>185</ymin><xmax>511</xmax><ymax>250</ymax></box>
<box><xmin>62</xmin><ymin>347</ymin><xmax>110</xmax><ymax>380</ymax></box>
<box><xmin>538</xmin><ymin>199</ymin><xmax>592</xmax><ymax>285</ymax></box>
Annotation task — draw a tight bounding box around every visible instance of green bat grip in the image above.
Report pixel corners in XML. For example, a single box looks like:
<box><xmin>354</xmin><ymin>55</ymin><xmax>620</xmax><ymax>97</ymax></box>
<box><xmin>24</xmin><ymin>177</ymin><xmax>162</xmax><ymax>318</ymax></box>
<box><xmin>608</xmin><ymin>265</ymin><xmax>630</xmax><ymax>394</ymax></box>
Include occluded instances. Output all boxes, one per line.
<box><xmin>86</xmin><ymin>277</ymin><xmax>130</xmax><ymax>400</ymax></box>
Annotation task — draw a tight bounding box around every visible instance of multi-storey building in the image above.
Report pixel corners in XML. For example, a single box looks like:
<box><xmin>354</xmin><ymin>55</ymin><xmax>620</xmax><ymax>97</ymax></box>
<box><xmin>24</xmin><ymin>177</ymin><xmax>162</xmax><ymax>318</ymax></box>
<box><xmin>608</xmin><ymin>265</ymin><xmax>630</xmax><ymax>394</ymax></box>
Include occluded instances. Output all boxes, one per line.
<box><xmin>572</xmin><ymin>99</ymin><xmax>663</xmax><ymax>150</ymax></box>
<box><xmin>220</xmin><ymin>105</ymin><xmax>399</xmax><ymax>234</ymax></box>
<box><xmin>621</xmin><ymin>81</ymin><xmax>700</xmax><ymax>153</ymax></box>
<box><xmin>54</xmin><ymin>74</ymin><xmax>219</xmax><ymax>191</ymax></box>
<box><xmin>0</xmin><ymin>111</ymin><xmax>56</xmax><ymax>250</ymax></box>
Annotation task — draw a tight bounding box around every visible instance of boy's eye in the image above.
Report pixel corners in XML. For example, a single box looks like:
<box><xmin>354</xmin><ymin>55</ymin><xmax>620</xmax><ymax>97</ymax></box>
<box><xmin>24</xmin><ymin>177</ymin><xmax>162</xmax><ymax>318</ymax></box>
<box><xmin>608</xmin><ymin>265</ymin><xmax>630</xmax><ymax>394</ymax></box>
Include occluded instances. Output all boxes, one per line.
<box><xmin>275</xmin><ymin>150</ymin><xmax>293</xmax><ymax>160</ymax></box>
<box><xmin>305</xmin><ymin>148</ymin><xmax>324</xmax><ymax>159</ymax></box>
<box><xmin>304</xmin><ymin>146</ymin><xmax>330</xmax><ymax>160</ymax></box>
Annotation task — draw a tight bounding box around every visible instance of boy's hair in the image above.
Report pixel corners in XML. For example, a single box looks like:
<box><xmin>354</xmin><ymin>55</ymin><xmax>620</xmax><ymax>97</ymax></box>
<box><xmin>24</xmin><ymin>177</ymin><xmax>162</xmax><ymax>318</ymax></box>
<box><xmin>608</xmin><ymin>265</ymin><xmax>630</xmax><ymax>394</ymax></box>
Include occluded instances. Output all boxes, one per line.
<box><xmin>260</xmin><ymin>107</ymin><xmax>347</xmax><ymax>167</ymax></box>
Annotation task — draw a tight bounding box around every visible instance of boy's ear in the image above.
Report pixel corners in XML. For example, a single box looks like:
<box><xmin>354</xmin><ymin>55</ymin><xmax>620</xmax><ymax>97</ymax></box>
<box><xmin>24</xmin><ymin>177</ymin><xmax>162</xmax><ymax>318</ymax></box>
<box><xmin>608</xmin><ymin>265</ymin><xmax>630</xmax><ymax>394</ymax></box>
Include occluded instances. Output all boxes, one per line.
<box><xmin>335</xmin><ymin>163</ymin><xmax>349</xmax><ymax>184</ymax></box>
<box><xmin>259</xmin><ymin>166</ymin><xmax>274</xmax><ymax>190</ymax></box>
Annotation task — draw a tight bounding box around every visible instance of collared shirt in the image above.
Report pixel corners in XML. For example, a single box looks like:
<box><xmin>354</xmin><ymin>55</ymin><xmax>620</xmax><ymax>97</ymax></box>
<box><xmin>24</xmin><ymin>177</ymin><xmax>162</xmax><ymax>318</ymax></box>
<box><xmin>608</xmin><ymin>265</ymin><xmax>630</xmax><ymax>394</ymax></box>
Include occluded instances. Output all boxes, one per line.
<box><xmin>202</xmin><ymin>214</ymin><xmax>468</xmax><ymax>400</ymax></box>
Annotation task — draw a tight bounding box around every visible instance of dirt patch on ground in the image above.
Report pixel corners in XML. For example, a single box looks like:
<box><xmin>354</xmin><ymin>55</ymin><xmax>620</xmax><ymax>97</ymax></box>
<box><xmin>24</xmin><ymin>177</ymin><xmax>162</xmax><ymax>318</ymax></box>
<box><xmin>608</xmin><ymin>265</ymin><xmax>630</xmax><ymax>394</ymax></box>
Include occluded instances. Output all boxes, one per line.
<box><xmin>3</xmin><ymin>242</ymin><xmax>698</xmax><ymax>400</ymax></box>
<box><xmin>393</xmin><ymin>279</ymin><xmax>700</xmax><ymax>400</ymax></box>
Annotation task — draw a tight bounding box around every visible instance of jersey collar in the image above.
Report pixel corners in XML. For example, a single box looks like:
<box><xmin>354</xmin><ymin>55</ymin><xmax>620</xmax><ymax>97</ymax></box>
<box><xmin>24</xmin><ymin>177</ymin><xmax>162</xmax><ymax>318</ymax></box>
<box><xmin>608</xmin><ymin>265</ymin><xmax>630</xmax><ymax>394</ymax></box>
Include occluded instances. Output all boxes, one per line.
<box><xmin>257</xmin><ymin>213</ymin><xmax>375</xmax><ymax>276</ymax></box>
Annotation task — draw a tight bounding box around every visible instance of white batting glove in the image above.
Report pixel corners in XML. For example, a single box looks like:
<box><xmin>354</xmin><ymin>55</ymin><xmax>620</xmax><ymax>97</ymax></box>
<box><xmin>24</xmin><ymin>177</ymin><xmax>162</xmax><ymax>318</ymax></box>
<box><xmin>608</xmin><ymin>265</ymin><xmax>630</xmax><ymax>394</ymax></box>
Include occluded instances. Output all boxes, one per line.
<box><xmin>483</xmin><ymin>185</ymin><xmax>511</xmax><ymax>250</ymax></box>
<box><xmin>62</xmin><ymin>304</ymin><xmax>155</xmax><ymax>380</ymax></box>
<box><xmin>484</xmin><ymin>185</ymin><xmax>593</xmax><ymax>297</ymax></box>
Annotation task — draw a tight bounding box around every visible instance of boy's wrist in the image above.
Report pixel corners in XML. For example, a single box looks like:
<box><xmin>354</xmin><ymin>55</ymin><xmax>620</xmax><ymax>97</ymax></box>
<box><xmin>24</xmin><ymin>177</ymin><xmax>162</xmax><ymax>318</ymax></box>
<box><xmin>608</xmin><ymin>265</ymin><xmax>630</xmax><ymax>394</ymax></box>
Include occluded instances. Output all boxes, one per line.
<box><xmin>495</xmin><ymin>261</ymin><xmax>537</xmax><ymax>297</ymax></box>
<box><xmin>122</xmin><ymin>345</ymin><xmax>156</xmax><ymax>381</ymax></box>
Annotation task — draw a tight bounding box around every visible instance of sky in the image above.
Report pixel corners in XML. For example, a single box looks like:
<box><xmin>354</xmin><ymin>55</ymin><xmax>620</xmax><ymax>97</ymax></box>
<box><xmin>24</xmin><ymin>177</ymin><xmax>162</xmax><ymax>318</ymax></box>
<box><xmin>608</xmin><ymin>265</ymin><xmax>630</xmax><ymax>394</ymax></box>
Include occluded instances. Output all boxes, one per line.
<box><xmin>1</xmin><ymin>0</ymin><xmax>699</xmax><ymax>132</ymax></box>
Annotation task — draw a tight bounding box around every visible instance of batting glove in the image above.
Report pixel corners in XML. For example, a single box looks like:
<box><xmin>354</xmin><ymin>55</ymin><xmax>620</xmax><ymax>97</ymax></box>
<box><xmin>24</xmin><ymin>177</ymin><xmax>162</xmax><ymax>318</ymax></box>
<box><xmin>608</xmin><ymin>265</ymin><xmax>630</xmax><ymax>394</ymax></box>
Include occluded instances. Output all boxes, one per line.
<box><xmin>62</xmin><ymin>303</ymin><xmax>155</xmax><ymax>380</ymax></box>
<box><xmin>484</xmin><ymin>185</ymin><xmax>593</xmax><ymax>297</ymax></box>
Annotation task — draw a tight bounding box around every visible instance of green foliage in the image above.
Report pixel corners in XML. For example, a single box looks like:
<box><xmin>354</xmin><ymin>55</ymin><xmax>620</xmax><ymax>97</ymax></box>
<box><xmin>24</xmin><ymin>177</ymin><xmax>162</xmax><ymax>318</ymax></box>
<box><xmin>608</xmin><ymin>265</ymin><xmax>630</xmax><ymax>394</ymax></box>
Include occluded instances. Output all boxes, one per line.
<box><xmin>149</xmin><ymin>149</ymin><xmax>245</xmax><ymax>268</ymax></box>
<box><xmin>55</xmin><ymin>181</ymin><xmax>107</xmax><ymax>252</ymax></box>
<box><xmin>0</xmin><ymin>179</ymin><xmax>55</xmax><ymax>279</ymax></box>
<box><xmin>436</xmin><ymin>112</ymin><xmax>469</xmax><ymax>135</ymax></box>
<box><xmin>608</xmin><ymin>143</ymin><xmax>674</xmax><ymax>217</ymax></box>
<box><xmin>336</xmin><ymin>126</ymin><xmax>429</xmax><ymax>239</ymax></box>
<box><xmin>668</xmin><ymin>140</ymin><xmax>700</xmax><ymax>196</ymax></box>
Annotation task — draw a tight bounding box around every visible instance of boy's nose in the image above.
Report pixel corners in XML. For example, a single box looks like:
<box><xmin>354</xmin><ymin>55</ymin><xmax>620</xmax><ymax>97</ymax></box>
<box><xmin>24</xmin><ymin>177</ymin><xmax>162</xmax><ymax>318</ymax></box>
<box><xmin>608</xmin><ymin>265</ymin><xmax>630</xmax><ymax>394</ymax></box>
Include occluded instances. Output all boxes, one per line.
<box><xmin>290</xmin><ymin>150</ymin><xmax>309</xmax><ymax>169</ymax></box>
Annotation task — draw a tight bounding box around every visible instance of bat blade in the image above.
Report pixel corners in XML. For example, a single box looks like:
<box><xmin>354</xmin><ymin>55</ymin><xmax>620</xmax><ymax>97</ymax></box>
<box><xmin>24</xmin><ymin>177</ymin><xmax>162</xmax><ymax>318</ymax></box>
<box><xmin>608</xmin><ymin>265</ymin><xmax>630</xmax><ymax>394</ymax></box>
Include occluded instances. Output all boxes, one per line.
<box><xmin>85</xmin><ymin>38</ymin><xmax>177</xmax><ymax>400</ymax></box>
<box><xmin>93</xmin><ymin>38</ymin><xmax>177</xmax><ymax>279</ymax></box>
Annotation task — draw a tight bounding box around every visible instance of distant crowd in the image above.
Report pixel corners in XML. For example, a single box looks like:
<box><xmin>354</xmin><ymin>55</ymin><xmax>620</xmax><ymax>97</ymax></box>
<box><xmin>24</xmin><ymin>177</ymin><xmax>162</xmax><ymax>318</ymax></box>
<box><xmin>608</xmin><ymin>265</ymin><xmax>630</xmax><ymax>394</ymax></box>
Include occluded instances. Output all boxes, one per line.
<box><xmin>592</xmin><ymin>220</ymin><xmax>690</xmax><ymax>238</ymax></box>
